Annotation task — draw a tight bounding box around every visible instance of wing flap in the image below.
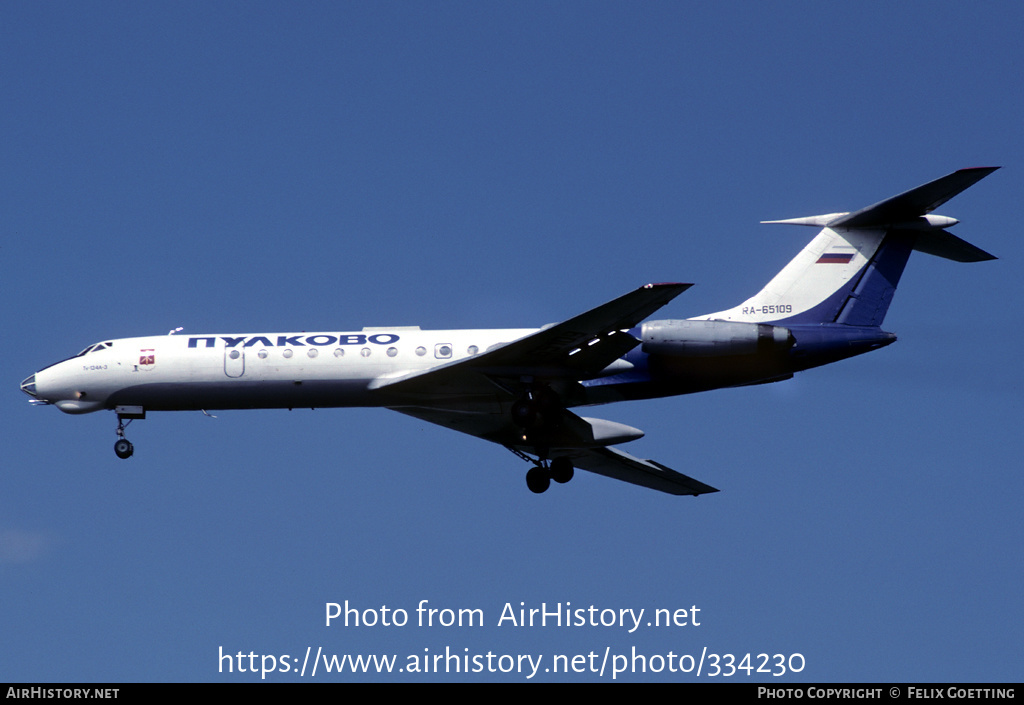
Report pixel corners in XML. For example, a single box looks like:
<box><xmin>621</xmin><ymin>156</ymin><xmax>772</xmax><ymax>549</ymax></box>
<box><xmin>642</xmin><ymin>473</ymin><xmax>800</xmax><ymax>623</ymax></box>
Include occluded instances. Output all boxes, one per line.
<box><xmin>389</xmin><ymin>404</ymin><xmax>511</xmax><ymax>444</ymax></box>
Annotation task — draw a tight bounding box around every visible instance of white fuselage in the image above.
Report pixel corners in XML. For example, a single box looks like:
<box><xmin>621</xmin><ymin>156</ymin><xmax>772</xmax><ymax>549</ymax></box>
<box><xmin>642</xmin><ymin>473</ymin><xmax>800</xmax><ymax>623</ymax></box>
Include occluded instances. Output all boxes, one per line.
<box><xmin>30</xmin><ymin>327</ymin><xmax>537</xmax><ymax>414</ymax></box>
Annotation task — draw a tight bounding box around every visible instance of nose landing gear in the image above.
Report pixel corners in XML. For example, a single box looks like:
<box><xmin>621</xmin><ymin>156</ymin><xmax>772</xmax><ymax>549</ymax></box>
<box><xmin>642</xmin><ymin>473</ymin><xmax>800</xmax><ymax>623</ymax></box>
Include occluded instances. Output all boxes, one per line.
<box><xmin>114</xmin><ymin>436</ymin><xmax>134</xmax><ymax>459</ymax></box>
<box><xmin>112</xmin><ymin>406</ymin><xmax>145</xmax><ymax>459</ymax></box>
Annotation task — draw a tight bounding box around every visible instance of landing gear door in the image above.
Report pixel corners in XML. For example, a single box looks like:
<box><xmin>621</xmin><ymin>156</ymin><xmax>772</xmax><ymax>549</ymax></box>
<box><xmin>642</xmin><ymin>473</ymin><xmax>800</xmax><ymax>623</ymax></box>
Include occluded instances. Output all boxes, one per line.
<box><xmin>224</xmin><ymin>347</ymin><xmax>245</xmax><ymax>377</ymax></box>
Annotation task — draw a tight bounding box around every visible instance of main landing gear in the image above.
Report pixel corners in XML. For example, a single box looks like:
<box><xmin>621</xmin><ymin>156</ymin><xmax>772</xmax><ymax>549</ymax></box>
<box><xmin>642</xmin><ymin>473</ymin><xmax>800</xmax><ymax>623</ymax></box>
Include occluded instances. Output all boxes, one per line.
<box><xmin>509</xmin><ymin>386</ymin><xmax>575</xmax><ymax>493</ymax></box>
<box><xmin>525</xmin><ymin>456</ymin><xmax>575</xmax><ymax>494</ymax></box>
<box><xmin>508</xmin><ymin>447</ymin><xmax>575</xmax><ymax>494</ymax></box>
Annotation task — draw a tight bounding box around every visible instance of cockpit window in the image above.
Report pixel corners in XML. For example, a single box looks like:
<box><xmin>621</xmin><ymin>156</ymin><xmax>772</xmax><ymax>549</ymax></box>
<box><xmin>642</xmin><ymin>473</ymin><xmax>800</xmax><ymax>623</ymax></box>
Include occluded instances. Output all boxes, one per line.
<box><xmin>75</xmin><ymin>342</ymin><xmax>111</xmax><ymax>357</ymax></box>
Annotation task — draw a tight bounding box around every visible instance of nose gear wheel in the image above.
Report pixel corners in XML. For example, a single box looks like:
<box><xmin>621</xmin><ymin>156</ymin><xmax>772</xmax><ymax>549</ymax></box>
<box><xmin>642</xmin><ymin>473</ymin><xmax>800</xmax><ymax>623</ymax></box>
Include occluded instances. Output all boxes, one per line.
<box><xmin>114</xmin><ymin>416</ymin><xmax>134</xmax><ymax>459</ymax></box>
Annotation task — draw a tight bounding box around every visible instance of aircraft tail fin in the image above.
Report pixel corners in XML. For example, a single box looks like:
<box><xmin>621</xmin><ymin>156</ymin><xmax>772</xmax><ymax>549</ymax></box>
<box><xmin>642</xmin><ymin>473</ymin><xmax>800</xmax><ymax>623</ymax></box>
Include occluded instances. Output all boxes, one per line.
<box><xmin>693</xmin><ymin>167</ymin><xmax>998</xmax><ymax>327</ymax></box>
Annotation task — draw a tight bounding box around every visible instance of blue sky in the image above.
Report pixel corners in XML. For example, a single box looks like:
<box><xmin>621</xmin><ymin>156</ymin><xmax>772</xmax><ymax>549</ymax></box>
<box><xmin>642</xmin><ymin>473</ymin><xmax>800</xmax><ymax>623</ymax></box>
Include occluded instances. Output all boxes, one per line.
<box><xmin>2</xmin><ymin>2</ymin><xmax>1021</xmax><ymax>682</ymax></box>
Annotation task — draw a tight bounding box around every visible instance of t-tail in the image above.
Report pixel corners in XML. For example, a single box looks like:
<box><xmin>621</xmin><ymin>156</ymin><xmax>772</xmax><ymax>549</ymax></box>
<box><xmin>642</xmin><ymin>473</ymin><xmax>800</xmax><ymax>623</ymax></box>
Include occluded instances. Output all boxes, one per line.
<box><xmin>682</xmin><ymin>167</ymin><xmax>998</xmax><ymax>371</ymax></box>
<box><xmin>694</xmin><ymin>167</ymin><xmax>998</xmax><ymax>329</ymax></box>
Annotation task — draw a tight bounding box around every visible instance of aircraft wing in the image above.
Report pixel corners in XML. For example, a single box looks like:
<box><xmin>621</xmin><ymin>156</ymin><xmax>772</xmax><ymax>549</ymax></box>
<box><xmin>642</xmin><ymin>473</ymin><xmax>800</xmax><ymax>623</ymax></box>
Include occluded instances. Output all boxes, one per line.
<box><xmin>389</xmin><ymin>405</ymin><xmax>718</xmax><ymax>496</ymax></box>
<box><xmin>378</xmin><ymin>282</ymin><xmax>711</xmax><ymax>496</ymax></box>
<box><xmin>370</xmin><ymin>282</ymin><xmax>691</xmax><ymax>399</ymax></box>
<box><xmin>561</xmin><ymin>446</ymin><xmax>718</xmax><ymax>496</ymax></box>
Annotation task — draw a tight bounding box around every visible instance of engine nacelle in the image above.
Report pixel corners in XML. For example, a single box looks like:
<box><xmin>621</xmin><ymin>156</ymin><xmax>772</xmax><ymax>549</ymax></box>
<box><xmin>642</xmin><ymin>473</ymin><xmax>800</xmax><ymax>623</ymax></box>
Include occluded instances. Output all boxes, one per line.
<box><xmin>641</xmin><ymin>319</ymin><xmax>794</xmax><ymax>358</ymax></box>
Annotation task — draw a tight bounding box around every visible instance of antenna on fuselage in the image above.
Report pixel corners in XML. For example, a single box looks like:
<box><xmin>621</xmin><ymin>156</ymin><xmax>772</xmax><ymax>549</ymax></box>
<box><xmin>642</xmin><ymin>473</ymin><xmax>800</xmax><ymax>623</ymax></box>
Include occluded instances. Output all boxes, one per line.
<box><xmin>168</xmin><ymin>327</ymin><xmax>184</xmax><ymax>335</ymax></box>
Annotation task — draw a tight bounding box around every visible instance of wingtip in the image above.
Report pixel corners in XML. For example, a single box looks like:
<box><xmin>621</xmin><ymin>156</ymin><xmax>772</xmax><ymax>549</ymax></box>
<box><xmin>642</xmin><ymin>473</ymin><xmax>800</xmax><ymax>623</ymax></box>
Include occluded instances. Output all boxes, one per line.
<box><xmin>644</xmin><ymin>282</ymin><xmax>694</xmax><ymax>289</ymax></box>
<box><xmin>957</xmin><ymin>166</ymin><xmax>1001</xmax><ymax>178</ymax></box>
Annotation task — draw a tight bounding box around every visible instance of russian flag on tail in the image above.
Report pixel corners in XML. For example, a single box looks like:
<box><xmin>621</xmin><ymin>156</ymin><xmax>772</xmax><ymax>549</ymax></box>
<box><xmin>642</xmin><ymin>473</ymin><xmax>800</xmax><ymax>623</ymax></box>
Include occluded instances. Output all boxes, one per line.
<box><xmin>816</xmin><ymin>252</ymin><xmax>855</xmax><ymax>264</ymax></box>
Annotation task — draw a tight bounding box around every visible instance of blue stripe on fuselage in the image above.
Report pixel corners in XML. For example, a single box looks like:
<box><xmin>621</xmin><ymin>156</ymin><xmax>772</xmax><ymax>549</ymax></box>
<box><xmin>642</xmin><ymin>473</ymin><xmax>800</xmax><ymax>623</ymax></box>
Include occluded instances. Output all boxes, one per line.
<box><xmin>579</xmin><ymin>324</ymin><xmax>895</xmax><ymax>403</ymax></box>
<box><xmin>785</xmin><ymin>324</ymin><xmax>897</xmax><ymax>371</ymax></box>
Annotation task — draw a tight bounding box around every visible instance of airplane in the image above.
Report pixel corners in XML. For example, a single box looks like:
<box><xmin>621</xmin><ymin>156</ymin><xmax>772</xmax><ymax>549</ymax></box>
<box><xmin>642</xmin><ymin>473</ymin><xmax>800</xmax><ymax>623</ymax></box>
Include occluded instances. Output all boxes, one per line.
<box><xmin>20</xmin><ymin>167</ymin><xmax>998</xmax><ymax>496</ymax></box>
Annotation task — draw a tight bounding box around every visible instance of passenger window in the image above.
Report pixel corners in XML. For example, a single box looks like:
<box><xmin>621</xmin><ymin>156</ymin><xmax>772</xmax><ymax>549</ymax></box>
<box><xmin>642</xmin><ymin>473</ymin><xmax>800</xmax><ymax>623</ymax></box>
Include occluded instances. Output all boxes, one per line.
<box><xmin>435</xmin><ymin>344</ymin><xmax>452</xmax><ymax>359</ymax></box>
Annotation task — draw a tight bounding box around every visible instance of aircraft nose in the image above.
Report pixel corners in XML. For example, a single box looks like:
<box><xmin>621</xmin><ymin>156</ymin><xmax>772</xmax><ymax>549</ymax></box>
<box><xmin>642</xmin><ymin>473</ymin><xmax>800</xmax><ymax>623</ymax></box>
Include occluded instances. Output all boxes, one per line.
<box><xmin>20</xmin><ymin>374</ymin><xmax>37</xmax><ymax>397</ymax></box>
<box><xmin>20</xmin><ymin>373</ymin><xmax>51</xmax><ymax>405</ymax></box>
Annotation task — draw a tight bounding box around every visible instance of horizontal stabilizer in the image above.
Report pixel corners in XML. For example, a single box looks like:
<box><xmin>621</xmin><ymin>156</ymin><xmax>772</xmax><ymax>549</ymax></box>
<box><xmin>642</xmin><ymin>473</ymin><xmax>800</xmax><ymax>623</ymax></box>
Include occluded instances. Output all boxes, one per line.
<box><xmin>761</xmin><ymin>213</ymin><xmax>848</xmax><ymax>227</ymax></box>
<box><xmin>913</xmin><ymin>229</ymin><xmax>996</xmax><ymax>262</ymax></box>
<box><xmin>828</xmin><ymin>167</ymin><xmax>999</xmax><ymax>229</ymax></box>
